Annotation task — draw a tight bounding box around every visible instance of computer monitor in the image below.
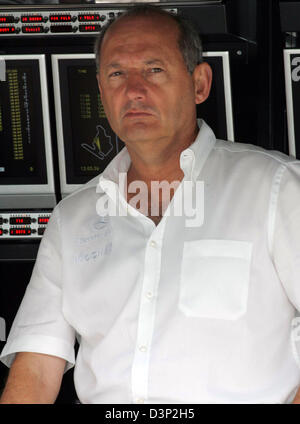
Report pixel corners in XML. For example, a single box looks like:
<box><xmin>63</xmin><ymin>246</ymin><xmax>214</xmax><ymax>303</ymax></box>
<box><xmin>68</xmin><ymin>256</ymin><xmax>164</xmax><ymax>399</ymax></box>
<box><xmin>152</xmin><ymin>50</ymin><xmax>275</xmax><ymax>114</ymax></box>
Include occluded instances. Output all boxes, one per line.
<box><xmin>52</xmin><ymin>51</ymin><xmax>233</xmax><ymax>197</ymax></box>
<box><xmin>52</xmin><ymin>54</ymin><xmax>124</xmax><ymax>198</ymax></box>
<box><xmin>0</xmin><ymin>54</ymin><xmax>55</xmax><ymax>209</ymax></box>
<box><xmin>284</xmin><ymin>49</ymin><xmax>300</xmax><ymax>158</ymax></box>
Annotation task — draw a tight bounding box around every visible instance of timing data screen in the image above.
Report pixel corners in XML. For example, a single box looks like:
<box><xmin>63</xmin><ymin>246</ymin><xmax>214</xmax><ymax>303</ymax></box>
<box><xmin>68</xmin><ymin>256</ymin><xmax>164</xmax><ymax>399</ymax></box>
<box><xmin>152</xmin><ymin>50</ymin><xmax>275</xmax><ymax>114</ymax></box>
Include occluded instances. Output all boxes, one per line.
<box><xmin>57</xmin><ymin>59</ymin><xmax>124</xmax><ymax>184</ymax></box>
<box><xmin>0</xmin><ymin>59</ymin><xmax>47</xmax><ymax>185</ymax></box>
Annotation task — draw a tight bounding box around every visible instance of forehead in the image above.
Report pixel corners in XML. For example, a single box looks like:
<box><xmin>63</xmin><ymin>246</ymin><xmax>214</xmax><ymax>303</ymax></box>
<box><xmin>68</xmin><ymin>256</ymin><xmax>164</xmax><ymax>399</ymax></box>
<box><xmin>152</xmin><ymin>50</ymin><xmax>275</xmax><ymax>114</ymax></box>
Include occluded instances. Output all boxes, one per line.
<box><xmin>101</xmin><ymin>15</ymin><xmax>181</xmax><ymax>62</ymax></box>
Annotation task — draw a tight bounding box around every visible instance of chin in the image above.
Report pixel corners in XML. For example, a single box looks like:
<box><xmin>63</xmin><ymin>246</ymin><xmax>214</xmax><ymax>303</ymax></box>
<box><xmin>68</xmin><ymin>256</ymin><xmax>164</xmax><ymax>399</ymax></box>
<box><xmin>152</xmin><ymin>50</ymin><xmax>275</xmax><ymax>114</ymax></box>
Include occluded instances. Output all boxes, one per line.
<box><xmin>119</xmin><ymin>123</ymin><xmax>160</xmax><ymax>144</ymax></box>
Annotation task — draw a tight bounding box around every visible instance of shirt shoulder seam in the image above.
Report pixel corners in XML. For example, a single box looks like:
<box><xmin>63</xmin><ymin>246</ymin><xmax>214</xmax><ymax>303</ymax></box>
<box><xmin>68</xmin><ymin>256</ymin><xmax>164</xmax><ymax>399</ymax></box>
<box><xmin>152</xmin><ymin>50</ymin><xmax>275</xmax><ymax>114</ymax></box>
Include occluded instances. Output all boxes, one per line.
<box><xmin>59</xmin><ymin>176</ymin><xmax>101</xmax><ymax>204</ymax></box>
<box><xmin>213</xmin><ymin>143</ymin><xmax>298</xmax><ymax>166</ymax></box>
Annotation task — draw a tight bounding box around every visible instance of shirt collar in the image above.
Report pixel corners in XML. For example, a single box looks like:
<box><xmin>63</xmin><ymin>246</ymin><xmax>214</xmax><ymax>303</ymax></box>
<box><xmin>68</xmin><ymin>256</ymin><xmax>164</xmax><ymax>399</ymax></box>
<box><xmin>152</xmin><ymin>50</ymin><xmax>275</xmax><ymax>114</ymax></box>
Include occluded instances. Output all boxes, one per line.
<box><xmin>179</xmin><ymin>119</ymin><xmax>216</xmax><ymax>182</ymax></box>
<box><xmin>98</xmin><ymin>119</ymin><xmax>216</xmax><ymax>193</ymax></box>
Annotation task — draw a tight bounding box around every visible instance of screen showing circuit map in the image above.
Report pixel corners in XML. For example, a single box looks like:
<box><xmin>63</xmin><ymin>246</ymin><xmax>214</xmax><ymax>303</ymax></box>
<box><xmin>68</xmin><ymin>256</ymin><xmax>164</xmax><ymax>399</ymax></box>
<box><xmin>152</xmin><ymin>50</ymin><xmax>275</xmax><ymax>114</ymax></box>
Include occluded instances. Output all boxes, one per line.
<box><xmin>57</xmin><ymin>58</ymin><xmax>124</xmax><ymax>184</ymax></box>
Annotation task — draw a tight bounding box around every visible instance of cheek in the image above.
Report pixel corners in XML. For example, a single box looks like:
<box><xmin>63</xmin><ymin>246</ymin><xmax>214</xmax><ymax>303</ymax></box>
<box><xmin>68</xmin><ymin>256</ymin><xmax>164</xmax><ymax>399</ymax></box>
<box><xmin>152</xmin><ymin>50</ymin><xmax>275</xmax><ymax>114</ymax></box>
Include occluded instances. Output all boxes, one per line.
<box><xmin>164</xmin><ymin>85</ymin><xmax>195</xmax><ymax>119</ymax></box>
<box><xmin>101</xmin><ymin>92</ymin><xmax>119</xmax><ymax>121</ymax></box>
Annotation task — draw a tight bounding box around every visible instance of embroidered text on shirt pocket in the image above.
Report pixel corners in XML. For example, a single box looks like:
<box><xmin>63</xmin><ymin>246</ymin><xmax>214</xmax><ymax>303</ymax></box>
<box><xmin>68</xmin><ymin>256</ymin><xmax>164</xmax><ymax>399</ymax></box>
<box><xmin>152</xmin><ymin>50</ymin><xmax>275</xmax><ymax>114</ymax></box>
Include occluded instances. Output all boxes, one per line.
<box><xmin>179</xmin><ymin>239</ymin><xmax>253</xmax><ymax>320</ymax></box>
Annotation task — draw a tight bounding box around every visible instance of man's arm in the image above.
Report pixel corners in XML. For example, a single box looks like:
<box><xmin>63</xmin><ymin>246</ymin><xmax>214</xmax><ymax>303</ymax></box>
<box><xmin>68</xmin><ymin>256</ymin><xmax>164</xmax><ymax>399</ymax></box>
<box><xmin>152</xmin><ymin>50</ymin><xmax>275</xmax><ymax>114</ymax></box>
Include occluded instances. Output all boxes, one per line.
<box><xmin>0</xmin><ymin>352</ymin><xmax>66</xmax><ymax>404</ymax></box>
<box><xmin>293</xmin><ymin>386</ymin><xmax>300</xmax><ymax>404</ymax></box>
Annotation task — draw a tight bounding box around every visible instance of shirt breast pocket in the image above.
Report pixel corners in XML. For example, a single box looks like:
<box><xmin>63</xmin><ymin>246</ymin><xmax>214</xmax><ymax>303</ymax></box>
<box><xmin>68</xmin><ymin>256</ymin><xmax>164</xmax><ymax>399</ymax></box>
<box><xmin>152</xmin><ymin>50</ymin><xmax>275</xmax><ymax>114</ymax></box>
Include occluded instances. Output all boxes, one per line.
<box><xmin>179</xmin><ymin>239</ymin><xmax>253</xmax><ymax>320</ymax></box>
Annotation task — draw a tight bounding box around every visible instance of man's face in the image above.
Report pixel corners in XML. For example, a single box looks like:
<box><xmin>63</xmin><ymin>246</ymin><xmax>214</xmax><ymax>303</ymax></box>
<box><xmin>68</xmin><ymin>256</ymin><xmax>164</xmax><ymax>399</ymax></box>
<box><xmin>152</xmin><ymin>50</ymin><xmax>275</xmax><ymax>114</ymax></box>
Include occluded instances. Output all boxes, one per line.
<box><xmin>97</xmin><ymin>15</ymin><xmax>204</xmax><ymax>148</ymax></box>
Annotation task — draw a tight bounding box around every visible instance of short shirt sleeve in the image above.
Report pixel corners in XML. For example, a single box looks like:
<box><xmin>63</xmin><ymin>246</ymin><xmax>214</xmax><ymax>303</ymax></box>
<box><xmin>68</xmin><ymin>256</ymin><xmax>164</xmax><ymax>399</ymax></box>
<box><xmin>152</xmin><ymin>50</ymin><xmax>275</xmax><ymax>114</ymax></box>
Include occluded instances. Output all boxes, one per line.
<box><xmin>0</xmin><ymin>206</ymin><xmax>76</xmax><ymax>371</ymax></box>
<box><xmin>272</xmin><ymin>161</ymin><xmax>300</xmax><ymax>311</ymax></box>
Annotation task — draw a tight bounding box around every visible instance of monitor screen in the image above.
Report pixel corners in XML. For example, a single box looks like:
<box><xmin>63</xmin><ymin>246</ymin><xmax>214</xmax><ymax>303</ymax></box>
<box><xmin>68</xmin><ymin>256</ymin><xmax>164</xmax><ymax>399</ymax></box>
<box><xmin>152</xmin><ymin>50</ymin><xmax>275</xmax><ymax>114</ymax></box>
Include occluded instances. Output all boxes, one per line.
<box><xmin>52</xmin><ymin>52</ymin><xmax>233</xmax><ymax>196</ymax></box>
<box><xmin>0</xmin><ymin>56</ymin><xmax>50</xmax><ymax>187</ymax></box>
<box><xmin>52</xmin><ymin>54</ymin><xmax>124</xmax><ymax>196</ymax></box>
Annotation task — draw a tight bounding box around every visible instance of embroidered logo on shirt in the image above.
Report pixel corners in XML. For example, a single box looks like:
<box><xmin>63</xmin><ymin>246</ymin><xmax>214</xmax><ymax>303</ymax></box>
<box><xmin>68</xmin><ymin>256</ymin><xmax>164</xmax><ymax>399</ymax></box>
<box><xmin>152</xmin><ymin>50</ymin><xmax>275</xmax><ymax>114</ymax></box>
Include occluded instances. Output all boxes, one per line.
<box><xmin>74</xmin><ymin>242</ymin><xmax>112</xmax><ymax>264</ymax></box>
<box><xmin>91</xmin><ymin>216</ymin><xmax>110</xmax><ymax>231</ymax></box>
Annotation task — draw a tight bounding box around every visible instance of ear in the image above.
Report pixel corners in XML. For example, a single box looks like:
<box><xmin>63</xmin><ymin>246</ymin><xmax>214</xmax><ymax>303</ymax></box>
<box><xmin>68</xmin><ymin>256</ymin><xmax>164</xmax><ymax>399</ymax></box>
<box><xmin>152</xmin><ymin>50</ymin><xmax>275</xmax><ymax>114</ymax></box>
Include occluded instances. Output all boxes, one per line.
<box><xmin>192</xmin><ymin>62</ymin><xmax>212</xmax><ymax>105</ymax></box>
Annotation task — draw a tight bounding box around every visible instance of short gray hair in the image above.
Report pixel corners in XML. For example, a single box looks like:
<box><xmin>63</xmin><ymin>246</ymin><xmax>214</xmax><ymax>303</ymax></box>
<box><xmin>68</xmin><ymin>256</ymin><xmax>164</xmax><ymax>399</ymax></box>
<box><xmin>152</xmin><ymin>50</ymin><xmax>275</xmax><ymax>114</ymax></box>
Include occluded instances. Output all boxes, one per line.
<box><xmin>94</xmin><ymin>5</ymin><xmax>203</xmax><ymax>75</ymax></box>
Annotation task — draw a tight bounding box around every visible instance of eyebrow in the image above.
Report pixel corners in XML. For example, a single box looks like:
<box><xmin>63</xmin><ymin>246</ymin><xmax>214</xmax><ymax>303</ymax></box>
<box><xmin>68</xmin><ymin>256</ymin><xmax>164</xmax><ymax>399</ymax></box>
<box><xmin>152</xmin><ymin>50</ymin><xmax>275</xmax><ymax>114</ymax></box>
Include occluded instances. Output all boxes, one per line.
<box><xmin>144</xmin><ymin>59</ymin><xmax>165</xmax><ymax>66</ymax></box>
<box><xmin>106</xmin><ymin>63</ymin><xmax>122</xmax><ymax>70</ymax></box>
<box><xmin>105</xmin><ymin>58</ymin><xmax>166</xmax><ymax>70</ymax></box>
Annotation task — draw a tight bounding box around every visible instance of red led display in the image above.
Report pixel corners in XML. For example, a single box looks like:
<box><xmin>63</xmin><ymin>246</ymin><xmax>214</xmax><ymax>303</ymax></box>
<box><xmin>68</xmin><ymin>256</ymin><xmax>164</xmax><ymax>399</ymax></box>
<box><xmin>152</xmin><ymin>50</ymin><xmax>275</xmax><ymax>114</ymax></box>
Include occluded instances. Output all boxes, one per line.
<box><xmin>79</xmin><ymin>25</ymin><xmax>101</xmax><ymax>33</ymax></box>
<box><xmin>10</xmin><ymin>217</ymin><xmax>31</xmax><ymax>225</ymax></box>
<box><xmin>10</xmin><ymin>228</ymin><xmax>31</xmax><ymax>236</ymax></box>
<box><xmin>38</xmin><ymin>217</ymin><xmax>50</xmax><ymax>224</ymax></box>
<box><xmin>0</xmin><ymin>26</ymin><xmax>15</xmax><ymax>33</ymax></box>
<box><xmin>78</xmin><ymin>14</ymin><xmax>100</xmax><ymax>22</ymax></box>
<box><xmin>22</xmin><ymin>26</ymin><xmax>44</xmax><ymax>33</ymax></box>
<box><xmin>21</xmin><ymin>15</ymin><xmax>43</xmax><ymax>23</ymax></box>
<box><xmin>0</xmin><ymin>229</ymin><xmax>3</xmax><ymax>236</ymax></box>
<box><xmin>0</xmin><ymin>16</ymin><xmax>14</xmax><ymax>24</ymax></box>
<box><xmin>50</xmin><ymin>15</ymin><xmax>71</xmax><ymax>22</ymax></box>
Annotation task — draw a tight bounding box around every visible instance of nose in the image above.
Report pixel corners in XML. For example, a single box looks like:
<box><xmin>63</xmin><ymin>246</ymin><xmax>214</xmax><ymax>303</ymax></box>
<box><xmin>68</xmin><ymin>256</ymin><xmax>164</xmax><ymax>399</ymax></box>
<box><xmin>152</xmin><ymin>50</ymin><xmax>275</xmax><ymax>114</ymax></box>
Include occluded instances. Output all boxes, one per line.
<box><xmin>125</xmin><ymin>72</ymin><xmax>147</xmax><ymax>101</ymax></box>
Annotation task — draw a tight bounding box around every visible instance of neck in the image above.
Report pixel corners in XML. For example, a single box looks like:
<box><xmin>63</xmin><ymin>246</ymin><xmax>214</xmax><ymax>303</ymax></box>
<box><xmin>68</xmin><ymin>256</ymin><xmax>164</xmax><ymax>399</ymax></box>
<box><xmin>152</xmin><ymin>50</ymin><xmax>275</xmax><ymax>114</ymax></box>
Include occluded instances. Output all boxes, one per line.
<box><xmin>127</xmin><ymin>155</ymin><xmax>184</xmax><ymax>188</ymax></box>
<box><xmin>125</xmin><ymin>125</ymin><xmax>198</xmax><ymax>224</ymax></box>
<box><xmin>126</xmin><ymin>124</ymin><xmax>198</xmax><ymax>186</ymax></box>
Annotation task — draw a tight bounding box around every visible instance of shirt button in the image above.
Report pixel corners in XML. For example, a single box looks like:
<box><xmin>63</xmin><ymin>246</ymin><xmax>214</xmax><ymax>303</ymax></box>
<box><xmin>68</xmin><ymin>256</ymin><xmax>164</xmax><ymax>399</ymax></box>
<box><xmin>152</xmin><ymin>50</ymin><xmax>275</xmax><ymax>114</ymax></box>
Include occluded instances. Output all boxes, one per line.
<box><xmin>139</xmin><ymin>345</ymin><xmax>147</xmax><ymax>352</ymax></box>
<box><xmin>150</xmin><ymin>240</ymin><xmax>156</xmax><ymax>248</ymax></box>
<box><xmin>146</xmin><ymin>291</ymin><xmax>153</xmax><ymax>299</ymax></box>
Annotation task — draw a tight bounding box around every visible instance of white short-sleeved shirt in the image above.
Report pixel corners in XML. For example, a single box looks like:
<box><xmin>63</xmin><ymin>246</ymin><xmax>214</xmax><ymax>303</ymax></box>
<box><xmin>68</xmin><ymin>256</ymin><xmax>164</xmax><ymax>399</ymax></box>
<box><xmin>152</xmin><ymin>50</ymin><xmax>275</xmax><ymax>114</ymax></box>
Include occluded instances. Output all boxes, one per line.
<box><xmin>1</xmin><ymin>120</ymin><xmax>300</xmax><ymax>404</ymax></box>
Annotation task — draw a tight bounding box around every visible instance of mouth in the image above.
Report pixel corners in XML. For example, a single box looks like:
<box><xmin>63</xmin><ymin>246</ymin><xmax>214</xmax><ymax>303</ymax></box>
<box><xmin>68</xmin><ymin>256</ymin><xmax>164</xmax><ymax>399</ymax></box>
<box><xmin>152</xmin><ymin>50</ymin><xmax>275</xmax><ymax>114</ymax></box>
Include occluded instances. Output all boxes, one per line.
<box><xmin>123</xmin><ymin>110</ymin><xmax>154</xmax><ymax>119</ymax></box>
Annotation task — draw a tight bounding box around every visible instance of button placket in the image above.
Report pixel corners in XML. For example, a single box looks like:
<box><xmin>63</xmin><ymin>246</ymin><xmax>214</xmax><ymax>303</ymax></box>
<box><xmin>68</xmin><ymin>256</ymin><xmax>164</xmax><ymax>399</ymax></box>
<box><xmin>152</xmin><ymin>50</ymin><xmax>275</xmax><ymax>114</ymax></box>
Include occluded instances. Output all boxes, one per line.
<box><xmin>131</xmin><ymin>225</ymin><xmax>165</xmax><ymax>403</ymax></box>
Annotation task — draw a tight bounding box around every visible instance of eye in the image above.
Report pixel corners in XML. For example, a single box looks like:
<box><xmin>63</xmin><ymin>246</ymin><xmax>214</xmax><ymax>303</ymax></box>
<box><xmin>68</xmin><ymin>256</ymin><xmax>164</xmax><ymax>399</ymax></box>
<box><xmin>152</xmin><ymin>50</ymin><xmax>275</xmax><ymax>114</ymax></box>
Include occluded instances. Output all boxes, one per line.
<box><xmin>109</xmin><ymin>71</ymin><xmax>123</xmax><ymax>78</ymax></box>
<box><xmin>150</xmin><ymin>67</ymin><xmax>163</xmax><ymax>73</ymax></box>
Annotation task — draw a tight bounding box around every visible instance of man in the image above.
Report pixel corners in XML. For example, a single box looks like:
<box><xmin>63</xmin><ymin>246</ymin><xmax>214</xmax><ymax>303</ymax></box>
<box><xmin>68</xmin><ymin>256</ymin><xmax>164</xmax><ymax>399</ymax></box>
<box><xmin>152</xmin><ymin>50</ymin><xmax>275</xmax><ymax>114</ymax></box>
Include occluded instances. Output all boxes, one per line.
<box><xmin>1</xmin><ymin>5</ymin><xmax>300</xmax><ymax>404</ymax></box>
